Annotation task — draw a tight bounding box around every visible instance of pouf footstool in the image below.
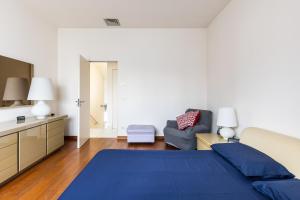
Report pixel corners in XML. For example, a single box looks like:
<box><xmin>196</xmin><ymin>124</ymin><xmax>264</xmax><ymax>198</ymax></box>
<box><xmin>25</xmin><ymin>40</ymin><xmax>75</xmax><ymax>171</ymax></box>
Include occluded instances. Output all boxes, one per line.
<box><xmin>127</xmin><ymin>125</ymin><xmax>156</xmax><ymax>143</ymax></box>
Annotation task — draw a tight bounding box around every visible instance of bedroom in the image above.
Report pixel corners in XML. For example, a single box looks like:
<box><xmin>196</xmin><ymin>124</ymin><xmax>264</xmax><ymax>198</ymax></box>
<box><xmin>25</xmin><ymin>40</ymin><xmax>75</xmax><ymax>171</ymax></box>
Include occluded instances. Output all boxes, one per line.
<box><xmin>0</xmin><ymin>0</ymin><xmax>299</xmax><ymax>199</ymax></box>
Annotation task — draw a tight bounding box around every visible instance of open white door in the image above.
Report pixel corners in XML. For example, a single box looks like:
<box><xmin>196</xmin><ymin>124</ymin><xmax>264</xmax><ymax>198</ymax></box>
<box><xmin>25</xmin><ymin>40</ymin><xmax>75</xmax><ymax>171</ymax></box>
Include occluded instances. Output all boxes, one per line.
<box><xmin>77</xmin><ymin>55</ymin><xmax>90</xmax><ymax>148</ymax></box>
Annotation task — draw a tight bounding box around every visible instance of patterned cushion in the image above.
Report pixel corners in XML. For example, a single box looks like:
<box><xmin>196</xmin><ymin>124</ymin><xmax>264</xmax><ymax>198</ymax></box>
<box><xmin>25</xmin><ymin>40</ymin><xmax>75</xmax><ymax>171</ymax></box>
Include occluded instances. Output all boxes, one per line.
<box><xmin>192</xmin><ymin>111</ymin><xmax>201</xmax><ymax>126</ymax></box>
<box><xmin>176</xmin><ymin>111</ymin><xmax>201</xmax><ymax>130</ymax></box>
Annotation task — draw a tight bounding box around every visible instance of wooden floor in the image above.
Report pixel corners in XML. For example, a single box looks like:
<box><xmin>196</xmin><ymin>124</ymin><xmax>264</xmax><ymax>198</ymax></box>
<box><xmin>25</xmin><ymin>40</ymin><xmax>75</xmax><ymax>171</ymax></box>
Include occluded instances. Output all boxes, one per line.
<box><xmin>0</xmin><ymin>138</ymin><xmax>176</xmax><ymax>200</ymax></box>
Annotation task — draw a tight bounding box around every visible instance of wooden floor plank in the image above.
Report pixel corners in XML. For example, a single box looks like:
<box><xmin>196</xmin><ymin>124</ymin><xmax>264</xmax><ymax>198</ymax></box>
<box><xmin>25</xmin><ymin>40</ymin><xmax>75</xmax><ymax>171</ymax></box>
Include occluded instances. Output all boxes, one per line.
<box><xmin>0</xmin><ymin>138</ymin><xmax>175</xmax><ymax>200</ymax></box>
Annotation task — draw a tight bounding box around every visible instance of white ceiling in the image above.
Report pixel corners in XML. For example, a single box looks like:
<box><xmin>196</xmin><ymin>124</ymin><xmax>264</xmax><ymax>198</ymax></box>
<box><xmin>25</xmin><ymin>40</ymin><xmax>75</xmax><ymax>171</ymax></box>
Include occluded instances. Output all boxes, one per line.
<box><xmin>22</xmin><ymin>0</ymin><xmax>230</xmax><ymax>28</ymax></box>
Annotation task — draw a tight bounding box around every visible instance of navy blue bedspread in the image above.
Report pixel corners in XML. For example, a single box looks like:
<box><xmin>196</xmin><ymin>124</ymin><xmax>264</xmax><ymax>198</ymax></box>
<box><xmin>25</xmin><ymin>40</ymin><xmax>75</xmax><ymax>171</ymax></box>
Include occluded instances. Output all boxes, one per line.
<box><xmin>59</xmin><ymin>150</ymin><xmax>267</xmax><ymax>200</ymax></box>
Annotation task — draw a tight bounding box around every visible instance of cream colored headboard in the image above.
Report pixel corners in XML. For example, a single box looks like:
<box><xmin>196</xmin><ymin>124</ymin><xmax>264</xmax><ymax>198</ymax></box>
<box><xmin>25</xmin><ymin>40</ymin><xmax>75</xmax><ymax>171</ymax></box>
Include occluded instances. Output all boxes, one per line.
<box><xmin>240</xmin><ymin>127</ymin><xmax>300</xmax><ymax>178</ymax></box>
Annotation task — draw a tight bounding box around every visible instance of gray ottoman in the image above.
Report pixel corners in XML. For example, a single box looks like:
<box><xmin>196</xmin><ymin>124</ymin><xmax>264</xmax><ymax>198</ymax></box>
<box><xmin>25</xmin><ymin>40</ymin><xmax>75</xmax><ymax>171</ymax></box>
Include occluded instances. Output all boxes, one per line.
<box><xmin>127</xmin><ymin>125</ymin><xmax>156</xmax><ymax>143</ymax></box>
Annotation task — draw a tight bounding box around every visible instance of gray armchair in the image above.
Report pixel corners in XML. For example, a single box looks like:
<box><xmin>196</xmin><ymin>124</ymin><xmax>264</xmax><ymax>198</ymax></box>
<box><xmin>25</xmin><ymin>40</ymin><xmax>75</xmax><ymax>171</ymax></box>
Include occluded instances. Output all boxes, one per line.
<box><xmin>163</xmin><ymin>109</ymin><xmax>212</xmax><ymax>150</ymax></box>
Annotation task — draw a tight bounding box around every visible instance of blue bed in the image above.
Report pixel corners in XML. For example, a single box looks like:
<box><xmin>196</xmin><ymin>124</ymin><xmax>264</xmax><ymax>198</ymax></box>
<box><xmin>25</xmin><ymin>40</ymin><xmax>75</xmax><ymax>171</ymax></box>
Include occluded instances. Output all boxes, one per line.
<box><xmin>59</xmin><ymin>150</ymin><xmax>267</xmax><ymax>200</ymax></box>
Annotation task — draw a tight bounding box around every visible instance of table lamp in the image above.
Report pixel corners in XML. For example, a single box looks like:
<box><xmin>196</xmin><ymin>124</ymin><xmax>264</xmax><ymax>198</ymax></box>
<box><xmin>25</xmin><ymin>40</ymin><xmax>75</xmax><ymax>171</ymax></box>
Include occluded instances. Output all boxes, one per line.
<box><xmin>27</xmin><ymin>77</ymin><xmax>54</xmax><ymax>119</ymax></box>
<box><xmin>217</xmin><ymin>107</ymin><xmax>237</xmax><ymax>139</ymax></box>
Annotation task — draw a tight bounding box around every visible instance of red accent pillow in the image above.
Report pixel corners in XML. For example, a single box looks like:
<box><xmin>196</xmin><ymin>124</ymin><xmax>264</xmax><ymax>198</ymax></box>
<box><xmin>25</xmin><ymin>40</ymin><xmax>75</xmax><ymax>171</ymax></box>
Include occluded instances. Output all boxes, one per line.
<box><xmin>176</xmin><ymin>111</ymin><xmax>201</xmax><ymax>130</ymax></box>
<box><xmin>192</xmin><ymin>111</ymin><xmax>201</xmax><ymax>126</ymax></box>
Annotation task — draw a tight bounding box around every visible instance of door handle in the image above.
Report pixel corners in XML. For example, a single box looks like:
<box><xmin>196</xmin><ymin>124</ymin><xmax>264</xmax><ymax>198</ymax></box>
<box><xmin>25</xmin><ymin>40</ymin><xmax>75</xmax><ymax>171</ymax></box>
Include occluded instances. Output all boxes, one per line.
<box><xmin>76</xmin><ymin>99</ymin><xmax>85</xmax><ymax>107</ymax></box>
<box><xmin>100</xmin><ymin>104</ymin><xmax>107</xmax><ymax>111</ymax></box>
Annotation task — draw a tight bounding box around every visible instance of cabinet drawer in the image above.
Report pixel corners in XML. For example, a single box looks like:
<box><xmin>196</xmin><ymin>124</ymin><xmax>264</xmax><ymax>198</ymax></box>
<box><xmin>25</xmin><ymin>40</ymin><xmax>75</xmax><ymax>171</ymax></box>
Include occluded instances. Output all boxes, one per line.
<box><xmin>47</xmin><ymin>120</ymin><xmax>64</xmax><ymax>155</ymax></box>
<box><xmin>0</xmin><ymin>133</ymin><xmax>17</xmax><ymax>149</ymax></box>
<box><xmin>19</xmin><ymin>125</ymin><xmax>46</xmax><ymax>171</ymax></box>
<box><xmin>47</xmin><ymin>120</ymin><xmax>64</xmax><ymax>131</ymax></box>
<box><xmin>47</xmin><ymin>134</ymin><xmax>64</xmax><ymax>154</ymax></box>
<box><xmin>0</xmin><ymin>165</ymin><xmax>17</xmax><ymax>184</ymax></box>
<box><xmin>0</xmin><ymin>148</ymin><xmax>17</xmax><ymax>172</ymax></box>
<box><xmin>0</xmin><ymin>144</ymin><xmax>17</xmax><ymax>170</ymax></box>
<box><xmin>47</xmin><ymin>125</ymin><xmax>64</xmax><ymax>138</ymax></box>
<box><xmin>0</xmin><ymin>139</ymin><xmax>17</xmax><ymax>184</ymax></box>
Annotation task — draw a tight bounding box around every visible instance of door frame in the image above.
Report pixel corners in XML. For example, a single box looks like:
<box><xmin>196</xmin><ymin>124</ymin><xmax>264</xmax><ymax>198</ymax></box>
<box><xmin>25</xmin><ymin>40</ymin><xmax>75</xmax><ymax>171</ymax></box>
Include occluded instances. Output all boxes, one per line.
<box><xmin>88</xmin><ymin>60</ymin><xmax>119</xmax><ymax>138</ymax></box>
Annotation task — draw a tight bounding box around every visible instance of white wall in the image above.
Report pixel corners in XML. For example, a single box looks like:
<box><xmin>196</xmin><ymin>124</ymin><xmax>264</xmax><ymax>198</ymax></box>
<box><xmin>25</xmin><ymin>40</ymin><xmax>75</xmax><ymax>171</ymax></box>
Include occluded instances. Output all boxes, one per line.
<box><xmin>208</xmin><ymin>0</ymin><xmax>300</xmax><ymax>138</ymax></box>
<box><xmin>0</xmin><ymin>0</ymin><xmax>58</xmax><ymax>122</ymax></box>
<box><xmin>58</xmin><ymin>28</ymin><xmax>207</xmax><ymax>136</ymax></box>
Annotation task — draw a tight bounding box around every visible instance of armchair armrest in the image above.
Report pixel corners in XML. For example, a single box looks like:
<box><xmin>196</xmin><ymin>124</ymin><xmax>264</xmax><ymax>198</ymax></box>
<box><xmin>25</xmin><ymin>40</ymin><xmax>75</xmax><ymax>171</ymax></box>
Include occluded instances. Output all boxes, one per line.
<box><xmin>166</xmin><ymin>120</ymin><xmax>178</xmax><ymax>129</ymax></box>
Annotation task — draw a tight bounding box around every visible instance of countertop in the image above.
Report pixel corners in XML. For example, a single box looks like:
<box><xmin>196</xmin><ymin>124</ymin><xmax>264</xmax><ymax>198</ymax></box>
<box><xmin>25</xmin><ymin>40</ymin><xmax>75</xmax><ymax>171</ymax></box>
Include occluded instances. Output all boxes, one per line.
<box><xmin>0</xmin><ymin>115</ymin><xmax>68</xmax><ymax>137</ymax></box>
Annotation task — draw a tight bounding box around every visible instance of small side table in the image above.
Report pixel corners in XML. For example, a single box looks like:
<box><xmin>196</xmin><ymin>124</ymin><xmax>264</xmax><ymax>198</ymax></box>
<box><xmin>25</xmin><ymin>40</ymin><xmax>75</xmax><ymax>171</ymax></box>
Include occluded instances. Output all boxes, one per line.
<box><xmin>196</xmin><ymin>133</ymin><xmax>227</xmax><ymax>150</ymax></box>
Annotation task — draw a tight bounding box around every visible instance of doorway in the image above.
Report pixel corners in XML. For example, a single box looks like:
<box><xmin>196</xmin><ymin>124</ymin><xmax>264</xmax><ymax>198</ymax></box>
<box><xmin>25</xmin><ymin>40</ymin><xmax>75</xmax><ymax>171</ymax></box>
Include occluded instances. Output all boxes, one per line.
<box><xmin>89</xmin><ymin>61</ymin><xmax>118</xmax><ymax>138</ymax></box>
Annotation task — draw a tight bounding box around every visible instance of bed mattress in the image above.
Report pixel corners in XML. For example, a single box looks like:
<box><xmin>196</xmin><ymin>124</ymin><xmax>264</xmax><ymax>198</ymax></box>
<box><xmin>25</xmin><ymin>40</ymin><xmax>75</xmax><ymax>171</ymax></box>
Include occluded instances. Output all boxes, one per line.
<box><xmin>59</xmin><ymin>150</ymin><xmax>267</xmax><ymax>200</ymax></box>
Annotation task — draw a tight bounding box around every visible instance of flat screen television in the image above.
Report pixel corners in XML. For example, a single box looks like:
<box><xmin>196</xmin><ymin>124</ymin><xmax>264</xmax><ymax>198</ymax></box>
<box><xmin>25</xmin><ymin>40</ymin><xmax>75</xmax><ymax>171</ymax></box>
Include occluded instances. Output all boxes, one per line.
<box><xmin>0</xmin><ymin>55</ymin><xmax>34</xmax><ymax>107</ymax></box>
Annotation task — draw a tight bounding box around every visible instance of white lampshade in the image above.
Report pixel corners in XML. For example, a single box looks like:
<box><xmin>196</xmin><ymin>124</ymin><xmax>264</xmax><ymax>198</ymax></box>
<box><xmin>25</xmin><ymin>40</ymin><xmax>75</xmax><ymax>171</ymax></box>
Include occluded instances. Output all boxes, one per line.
<box><xmin>28</xmin><ymin>77</ymin><xmax>54</xmax><ymax>101</ymax></box>
<box><xmin>217</xmin><ymin>107</ymin><xmax>237</xmax><ymax>128</ymax></box>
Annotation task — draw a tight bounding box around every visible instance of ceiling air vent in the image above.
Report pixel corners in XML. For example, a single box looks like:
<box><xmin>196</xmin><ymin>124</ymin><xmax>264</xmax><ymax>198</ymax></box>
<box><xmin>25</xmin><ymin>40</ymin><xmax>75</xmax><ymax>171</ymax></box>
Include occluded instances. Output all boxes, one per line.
<box><xmin>104</xmin><ymin>18</ymin><xmax>120</xmax><ymax>26</ymax></box>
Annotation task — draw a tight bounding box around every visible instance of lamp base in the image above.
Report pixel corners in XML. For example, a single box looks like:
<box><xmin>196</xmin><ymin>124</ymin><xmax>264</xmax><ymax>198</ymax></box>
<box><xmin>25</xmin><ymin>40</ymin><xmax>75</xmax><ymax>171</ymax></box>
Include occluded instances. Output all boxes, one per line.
<box><xmin>220</xmin><ymin>127</ymin><xmax>235</xmax><ymax>139</ymax></box>
<box><xmin>31</xmin><ymin>101</ymin><xmax>50</xmax><ymax>119</ymax></box>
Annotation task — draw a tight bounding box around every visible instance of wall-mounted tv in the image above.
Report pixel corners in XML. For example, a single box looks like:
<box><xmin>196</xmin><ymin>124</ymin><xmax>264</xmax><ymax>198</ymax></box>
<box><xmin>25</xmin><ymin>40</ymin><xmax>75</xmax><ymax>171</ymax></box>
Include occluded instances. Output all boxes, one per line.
<box><xmin>0</xmin><ymin>55</ymin><xmax>34</xmax><ymax>107</ymax></box>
